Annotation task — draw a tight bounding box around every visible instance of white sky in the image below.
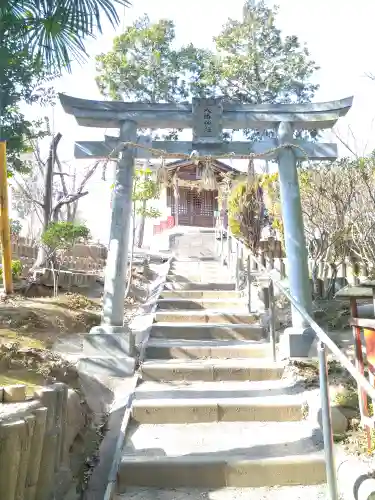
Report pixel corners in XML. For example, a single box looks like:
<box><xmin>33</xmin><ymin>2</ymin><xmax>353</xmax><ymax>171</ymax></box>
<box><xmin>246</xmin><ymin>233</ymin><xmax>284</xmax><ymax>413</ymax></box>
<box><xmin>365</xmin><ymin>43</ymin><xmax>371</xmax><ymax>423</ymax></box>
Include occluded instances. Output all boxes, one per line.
<box><xmin>26</xmin><ymin>0</ymin><xmax>375</xmax><ymax>154</ymax></box>
<box><xmin>16</xmin><ymin>0</ymin><xmax>375</xmax><ymax>241</ymax></box>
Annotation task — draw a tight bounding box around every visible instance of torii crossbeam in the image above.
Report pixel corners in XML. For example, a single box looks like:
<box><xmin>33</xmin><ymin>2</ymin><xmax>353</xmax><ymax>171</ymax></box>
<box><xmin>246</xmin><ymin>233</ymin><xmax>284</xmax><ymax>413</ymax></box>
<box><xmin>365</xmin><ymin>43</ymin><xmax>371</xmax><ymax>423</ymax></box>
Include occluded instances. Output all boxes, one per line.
<box><xmin>59</xmin><ymin>93</ymin><xmax>353</xmax><ymax>360</ymax></box>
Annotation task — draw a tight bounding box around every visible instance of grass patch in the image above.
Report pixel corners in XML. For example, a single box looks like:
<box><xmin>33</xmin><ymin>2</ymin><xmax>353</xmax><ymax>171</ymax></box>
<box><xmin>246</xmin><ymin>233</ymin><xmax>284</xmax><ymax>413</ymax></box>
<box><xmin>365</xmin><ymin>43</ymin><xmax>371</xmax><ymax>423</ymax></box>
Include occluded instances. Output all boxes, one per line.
<box><xmin>0</xmin><ymin>369</ymin><xmax>46</xmax><ymax>396</ymax></box>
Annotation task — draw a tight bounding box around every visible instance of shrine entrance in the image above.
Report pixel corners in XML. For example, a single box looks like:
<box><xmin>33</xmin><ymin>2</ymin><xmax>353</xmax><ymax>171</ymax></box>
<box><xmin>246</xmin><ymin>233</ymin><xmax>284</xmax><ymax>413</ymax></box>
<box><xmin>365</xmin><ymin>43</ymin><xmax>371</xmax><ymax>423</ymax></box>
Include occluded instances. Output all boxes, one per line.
<box><xmin>163</xmin><ymin>158</ymin><xmax>233</xmax><ymax>228</ymax></box>
<box><xmin>168</xmin><ymin>187</ymin><xmax>218</xmax><ymax>227</ymax></box>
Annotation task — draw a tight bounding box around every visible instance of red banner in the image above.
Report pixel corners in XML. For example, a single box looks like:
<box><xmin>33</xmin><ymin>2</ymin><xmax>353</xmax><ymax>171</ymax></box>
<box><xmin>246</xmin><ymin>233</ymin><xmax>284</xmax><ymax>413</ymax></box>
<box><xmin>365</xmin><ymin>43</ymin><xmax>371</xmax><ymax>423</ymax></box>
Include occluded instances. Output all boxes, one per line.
<box><xmin>167</xmin><ymin>216</ymin><xmax>175</xmax><ymax>228</ymax></box>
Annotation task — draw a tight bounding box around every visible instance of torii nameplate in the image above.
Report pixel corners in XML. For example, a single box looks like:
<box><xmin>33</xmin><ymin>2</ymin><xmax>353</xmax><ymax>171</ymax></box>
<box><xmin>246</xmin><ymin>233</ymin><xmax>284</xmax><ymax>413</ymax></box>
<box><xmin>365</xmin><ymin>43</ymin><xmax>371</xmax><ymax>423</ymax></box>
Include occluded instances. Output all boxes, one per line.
<box><xmin>192</xmin><ymin>98</ymin><xmax>223</xmax><ymax>144</ymax></box>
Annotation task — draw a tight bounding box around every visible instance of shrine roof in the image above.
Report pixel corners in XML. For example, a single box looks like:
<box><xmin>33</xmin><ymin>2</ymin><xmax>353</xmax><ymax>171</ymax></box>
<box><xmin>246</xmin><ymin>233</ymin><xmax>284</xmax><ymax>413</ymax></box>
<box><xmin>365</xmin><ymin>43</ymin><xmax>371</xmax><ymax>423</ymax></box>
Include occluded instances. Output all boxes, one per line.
<box><xmin>165</xmin><ymin>158</ymin><xmax>240</xmax><ymax>174</ymax></box>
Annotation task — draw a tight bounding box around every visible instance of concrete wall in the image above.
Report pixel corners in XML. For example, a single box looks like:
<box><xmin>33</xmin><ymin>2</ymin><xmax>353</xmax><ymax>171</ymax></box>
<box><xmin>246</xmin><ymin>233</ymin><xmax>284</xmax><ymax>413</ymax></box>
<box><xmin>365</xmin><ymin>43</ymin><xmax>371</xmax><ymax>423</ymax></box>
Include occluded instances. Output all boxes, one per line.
<box><xmin>0</xmin><ymin>383</ymin><xmax>85</xmax><ymax>500</ymax></box>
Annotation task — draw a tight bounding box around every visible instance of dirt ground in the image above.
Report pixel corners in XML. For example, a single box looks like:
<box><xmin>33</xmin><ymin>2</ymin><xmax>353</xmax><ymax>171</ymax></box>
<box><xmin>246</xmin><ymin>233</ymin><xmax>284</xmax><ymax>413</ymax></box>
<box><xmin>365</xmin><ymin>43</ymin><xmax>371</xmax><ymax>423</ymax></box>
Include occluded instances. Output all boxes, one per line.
<box><xmin>0</xmin><ymin>266</ymin><xmax>148</xmax><ymax>390</ymax></box>
<box><xmin>0</xmin><ymin>265</ymin><xmax>152</xmax><ymax>498</ymax></box>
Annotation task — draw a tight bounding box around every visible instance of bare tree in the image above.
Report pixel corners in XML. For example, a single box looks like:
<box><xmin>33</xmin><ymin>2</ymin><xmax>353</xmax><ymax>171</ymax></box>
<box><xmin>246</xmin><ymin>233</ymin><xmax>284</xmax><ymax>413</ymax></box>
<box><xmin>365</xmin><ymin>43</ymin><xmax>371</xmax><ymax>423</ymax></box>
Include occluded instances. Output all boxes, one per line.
<box><xmin>347</xmin><ymin>156</ymin><xmax>375</xmax><ymax>274</ymax></box>
<box><xmin>11</xmin><ymin>133</ymin><xmax>104</xmax><ymax>268</ymax></box>
<box><xmin>300</xmin><ymin>163</ymin><xmax>357</xmax><ymax>296</ymax></box>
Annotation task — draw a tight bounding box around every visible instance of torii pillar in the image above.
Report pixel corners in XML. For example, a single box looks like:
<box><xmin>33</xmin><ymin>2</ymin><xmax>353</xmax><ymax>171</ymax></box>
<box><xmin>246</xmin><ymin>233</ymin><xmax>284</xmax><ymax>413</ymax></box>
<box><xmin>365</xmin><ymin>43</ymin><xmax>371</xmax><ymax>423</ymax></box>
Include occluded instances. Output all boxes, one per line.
<box><xmin>60</xmin><ymin>94</ymin><xmax>353</xmax><ymax>359</ymax></box>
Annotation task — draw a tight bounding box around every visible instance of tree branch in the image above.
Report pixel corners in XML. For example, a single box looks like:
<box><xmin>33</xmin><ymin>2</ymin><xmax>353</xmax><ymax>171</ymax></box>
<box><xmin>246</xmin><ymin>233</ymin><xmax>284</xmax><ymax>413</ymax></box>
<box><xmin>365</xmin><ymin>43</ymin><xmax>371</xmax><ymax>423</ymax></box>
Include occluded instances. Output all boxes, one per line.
<box><xmin>13</xmin><ymin>179</ymin><xmax>44</xmax><ymax>208</ymax></box>
<box><xmin>76</xmin><ymin>160</ymin><xmax>101</xmax><ymax>194</ymax></box>
<box><xmin>51</xmin><ymin>191</ymin><xmax>89</xmax><ymax>221</ymax></box>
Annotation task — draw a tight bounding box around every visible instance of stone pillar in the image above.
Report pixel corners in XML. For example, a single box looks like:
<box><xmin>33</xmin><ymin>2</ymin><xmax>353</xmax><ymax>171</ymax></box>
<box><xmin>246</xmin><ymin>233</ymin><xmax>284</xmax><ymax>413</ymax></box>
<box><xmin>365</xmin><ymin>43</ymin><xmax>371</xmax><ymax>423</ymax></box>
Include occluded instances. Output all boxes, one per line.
<box><xmin>15</xmin><ymin>415</ymin><xmax>35</xmax><ymax>500</ymax></box>
<box><xmin>25</xmin><ymin>407</ymin><xmax>48</xmax><ymax>500</ymax></box>
<box><xmin>0</xmin><ymin>420</ymin><xmax>24</xmax><ymax>500</ymax></box>
<box><xmin>94</xmin><ymin>120</ymin><xmax>137</xmax><ymax>331</ymax></box>
<box><xmin>35</xmin><ymin>387</ymin><xmax>59</xmax><ymax>500</ymax></box>
<box><xmin>277</xmin><ymin>122</ymin><xmax>314</xmax><ymax>357</ymax></box>
<box><xmin>52</xmin><ymin>383</ymin><xmax>68</xmax><ymax>471</ymax></box>
<box><xmin>173</xmin><ymin>181</ymin><xmax>179</xmax><ymax>227</ymax></box>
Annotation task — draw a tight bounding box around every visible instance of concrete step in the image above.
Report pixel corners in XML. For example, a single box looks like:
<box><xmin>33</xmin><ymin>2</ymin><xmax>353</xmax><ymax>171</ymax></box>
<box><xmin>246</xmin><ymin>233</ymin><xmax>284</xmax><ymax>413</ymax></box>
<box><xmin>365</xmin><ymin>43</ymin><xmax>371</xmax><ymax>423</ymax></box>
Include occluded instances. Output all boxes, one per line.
<box><xmin>118</xmin><ymin>421</ymin><xmax>326</xmax><ymax>489</ymax></box>
<box><xmin>134</xmin><ymin>379</ymin><xmax>301</xmax><ymax>399</ymax></box>
<box><xmin>141</xmin><ymin>359</ymin><xmax>285</xmax><ymax>382</ymax></box>
<box><xmin>132</xmin><ymin>398</ymin><xmax>302</xmax><ymax>424</ymax></box>
<box><xmin>160</xmin><ymin>290</ymin><xmax>242</xmax><ymax>299</ymax></box>
<box><xmin>167</xmin><ymin>275</ymin><xmax>233</xmax><ymax>284</ymax></box>
<box><xmin>76</xmin><ymin>355</ymin><xmax>135</xmax><ymax>377</ymax></box>
<box><xmin>164</xmin><ymin>282</ymin><xmax>237</xmax><ymax>291</ymax></box>
<box><xmin>151</xmin><ymin>323</ymin><xmax>265</xmax><ymax>341</ymax></box>
<box><xmin>145</xmin><ymin>339</ymin><xmax>271</xmax><ymax>360</ymax></box>
<box><xmin>157</xmin><ymin>298</ymin><xmax>248</xmax><ymax>311</ymax></box>
<box><xmin>169</xmin><ymin>270</ymin><xmax>225</xmax><ymax>277</ymax></box>
<box><xmin>132</xmin><ymin>380</ymin><xmax>303</xmax><ymax>423</ymax></box>
<box><xmin>169</xmin><ymin>270</ymin><xmax>227</xmax><ymax>278</ymax></box>
<box><xmin>154</xmin><ymin>310</ymin><xmax>258</xmax><ymax>324</ymax></box>
<box><xmin>53</xmin><ymin>332</ymin><xmax>131</xmax><ymax>357</ymax></box>
<box><xmin>170</xmin><ymin>264</ymin><xmax>224</xmax><ymax>272</ymax></box>
<box><xmin>116</xmin><ymin>484</ymin><xmax>329</xmax><ymax>500</ymax></box>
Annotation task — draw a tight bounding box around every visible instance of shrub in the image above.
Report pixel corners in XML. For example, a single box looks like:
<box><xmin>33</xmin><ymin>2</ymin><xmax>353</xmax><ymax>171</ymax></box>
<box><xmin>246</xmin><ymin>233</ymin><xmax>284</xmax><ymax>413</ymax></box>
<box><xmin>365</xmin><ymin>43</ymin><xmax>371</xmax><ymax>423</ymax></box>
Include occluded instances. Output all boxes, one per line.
<box><xmin>228</xmin><ymin>179</ymin><xmax>266</xmax><ymax>253</ymax></box>
<box><xmin>0</xmin><ymin>259</ymin><xmax>23</xmax><ymax>280</ymax></box>
<box><xmin>41</xmin><ymin>222</ymin><xmax>90</xmax><ymax>251</ymax></box>
<box><xmin>10</xmin><ymin>219</ymin><xmax>22</xmax><ymax>237</ymax></box>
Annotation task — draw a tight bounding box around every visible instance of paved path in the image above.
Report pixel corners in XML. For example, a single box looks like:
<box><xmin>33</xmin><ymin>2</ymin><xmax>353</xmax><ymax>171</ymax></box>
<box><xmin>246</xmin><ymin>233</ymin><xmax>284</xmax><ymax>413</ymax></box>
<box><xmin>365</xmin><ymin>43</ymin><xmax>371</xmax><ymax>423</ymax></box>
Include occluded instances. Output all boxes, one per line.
<box><xmin>116</xmin><ymin>229</ymin><xmax>327</xmax><ymax>498</ymax></box>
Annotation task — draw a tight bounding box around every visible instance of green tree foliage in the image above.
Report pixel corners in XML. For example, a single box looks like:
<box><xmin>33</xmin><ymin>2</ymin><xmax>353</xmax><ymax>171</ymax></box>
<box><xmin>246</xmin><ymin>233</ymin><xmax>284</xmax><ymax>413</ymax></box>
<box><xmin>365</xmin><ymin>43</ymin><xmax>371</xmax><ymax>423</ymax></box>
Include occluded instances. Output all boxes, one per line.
<box><xmin>40</xmin><ymin>221</ymin><xmax>90</xmax><ymax>295</ymax></box>
<box><xmin>2</xmin><ymin>0</ymin><xmax>130</xmax><ymax>72</ymax></box>
<box><xmin>1</xmin><ymin>0</ymin><xmax>130</xmax><ymax>169</ymax></box>
<box><xmin>95</xmin><ymin>3</ymin><xmax>318</xmax><ymax>143</ymax></box>
<box><xmin>212</xmin><ymin>0</ymin><xmax>318</xmax><ymax>105</ymax></box>
<box><xmin>96</xmin><ymin>15</ymin><xmax>213</xmax><ymax>103</ymax></box>
<box><xmin>41</xmin><ymin>221</ymin><xmax>90</xmax><ymax>252</ymax></box>
<box><xmin>9</xmin><ymin>219</ymin><xmax>22</xmax><ymax>237</ymax></box>
<box><xmin>133</xmin><ymin>167</ymin><xmax>161</xmax><ymax>219</ymax></box>
<box><xmin>0</xmin><ymin>25</ymin><xmax>54</xmax><ymax>172</ymax></box>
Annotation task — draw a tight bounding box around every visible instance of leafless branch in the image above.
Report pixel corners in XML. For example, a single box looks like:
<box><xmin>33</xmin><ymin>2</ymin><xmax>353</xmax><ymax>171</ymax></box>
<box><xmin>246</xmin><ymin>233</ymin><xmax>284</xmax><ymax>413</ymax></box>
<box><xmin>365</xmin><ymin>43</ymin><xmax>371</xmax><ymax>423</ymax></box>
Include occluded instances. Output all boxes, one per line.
<box><xmin>13</xmin><ymin>179</ymin><xmax>44</xmax><ymax>208</ymax></box>
<box><xmin>52</xmin><ymin>191</ymin><xmax>89</xmax><ymax>221</ymax></box>
<box><xmin>332</xmin><ymin>129</ymin><xmax>358</xmax><ymax>158</ymax></box>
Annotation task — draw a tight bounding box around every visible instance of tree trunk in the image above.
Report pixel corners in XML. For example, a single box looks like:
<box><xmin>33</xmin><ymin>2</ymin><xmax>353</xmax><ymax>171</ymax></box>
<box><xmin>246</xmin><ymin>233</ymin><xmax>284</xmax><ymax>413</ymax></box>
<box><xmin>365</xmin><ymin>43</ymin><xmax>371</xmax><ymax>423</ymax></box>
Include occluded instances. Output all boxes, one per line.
<box><xmin>125</xmin><ymin>208</ymin><xmax>136</xmax><ymax>298</ymax></box>
<box><xmin>33</xmin><ymin>133</ymin><xmax>62</xmax><ymax>270</ymax></box>
<box><xmin>135</xmin><ymin>200</ymin><xmax>146</xmax><ymax>247</ymax></box>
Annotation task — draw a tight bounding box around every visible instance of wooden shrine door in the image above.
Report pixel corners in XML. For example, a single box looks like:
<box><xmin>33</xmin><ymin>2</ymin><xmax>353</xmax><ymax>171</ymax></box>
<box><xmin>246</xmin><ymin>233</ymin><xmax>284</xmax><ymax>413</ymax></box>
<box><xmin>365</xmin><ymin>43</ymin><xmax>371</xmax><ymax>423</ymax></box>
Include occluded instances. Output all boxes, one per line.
<box><xmin>168</xmin><ymin>187</ymin><xmax>217</xmax><ymax>227</ymax></box>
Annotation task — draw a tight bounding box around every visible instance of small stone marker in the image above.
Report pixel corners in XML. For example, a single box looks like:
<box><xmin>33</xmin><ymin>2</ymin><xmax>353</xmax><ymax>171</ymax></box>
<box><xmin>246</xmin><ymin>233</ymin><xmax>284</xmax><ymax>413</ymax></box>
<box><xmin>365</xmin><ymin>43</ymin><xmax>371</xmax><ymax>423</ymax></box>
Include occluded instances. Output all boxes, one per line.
<box><xmin>3</xmin><ymin>384</ymin><xmax>27</xmax><ymax>402</ymax></box>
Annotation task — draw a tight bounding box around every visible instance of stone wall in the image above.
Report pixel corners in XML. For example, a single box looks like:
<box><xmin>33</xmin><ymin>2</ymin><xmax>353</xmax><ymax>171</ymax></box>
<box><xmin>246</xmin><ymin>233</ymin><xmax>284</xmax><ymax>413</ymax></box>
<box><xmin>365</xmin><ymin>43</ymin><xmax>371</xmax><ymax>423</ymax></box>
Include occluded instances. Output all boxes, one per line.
<box><xmin>10</xmin><ymin>238</ymin><xmax>107</xmax><ymax>275</ymax></box>
<box><xmin>12</xmin><ymin>237</ymin><xmax>107</xmax><ymax>260</ymax></box>
<box><xmin>0</xmin><ymin>382</ymin><xmax>85</xmax><ymax>500</ymax></box>
<box><xmin>34</xmin><ymin>268</ymin><xmax>99</xmax><ymax>289</ymax></box>
<box><xmin>12</xmin><ymin>238</ymin><xmax>107</xmax><ymax>274</ymax></box>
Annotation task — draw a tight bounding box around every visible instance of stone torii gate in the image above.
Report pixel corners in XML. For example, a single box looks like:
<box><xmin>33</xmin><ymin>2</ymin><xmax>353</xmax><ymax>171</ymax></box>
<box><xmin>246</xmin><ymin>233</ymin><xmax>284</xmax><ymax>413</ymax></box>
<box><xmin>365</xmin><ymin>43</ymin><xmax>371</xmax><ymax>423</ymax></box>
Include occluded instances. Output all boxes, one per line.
<box><xmin>59</xmin><ymin>94</ymin><xmax>353</xmax><ymax>357</ymax></box>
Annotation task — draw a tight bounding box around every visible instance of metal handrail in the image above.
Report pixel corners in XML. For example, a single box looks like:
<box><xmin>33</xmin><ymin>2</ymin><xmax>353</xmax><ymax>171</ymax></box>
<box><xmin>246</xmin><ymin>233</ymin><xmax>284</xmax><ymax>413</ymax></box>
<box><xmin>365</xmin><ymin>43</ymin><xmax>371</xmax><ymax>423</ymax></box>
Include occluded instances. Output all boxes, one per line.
<box><xmin>218</xmin><ymin>226</ymin><xmax>375</xmax><ymax>401</ymax></box>
<box><xmin>216</xmin><ymin>225</ymin><xmax>375</xmax><ymax>500</ymax></box>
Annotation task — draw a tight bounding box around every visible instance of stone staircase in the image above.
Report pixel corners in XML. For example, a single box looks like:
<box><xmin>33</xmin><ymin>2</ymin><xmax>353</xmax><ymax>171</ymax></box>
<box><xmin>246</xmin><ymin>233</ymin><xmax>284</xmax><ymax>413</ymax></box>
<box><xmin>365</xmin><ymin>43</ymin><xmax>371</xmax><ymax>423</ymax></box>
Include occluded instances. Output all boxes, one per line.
<box><xmin>116</xmin><ymin>254</ymin><xmax>327</xmax><ymax>498</ymax></box>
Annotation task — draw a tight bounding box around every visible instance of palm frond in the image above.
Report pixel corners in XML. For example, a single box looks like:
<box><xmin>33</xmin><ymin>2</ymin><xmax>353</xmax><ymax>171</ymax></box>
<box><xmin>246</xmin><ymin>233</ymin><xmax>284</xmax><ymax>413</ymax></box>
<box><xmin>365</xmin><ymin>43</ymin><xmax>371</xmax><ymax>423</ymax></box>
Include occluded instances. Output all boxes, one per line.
<box><xmin>3</xmin><ymin>0</ymin><xmax>132</xmax><ymax>72</ymax></box>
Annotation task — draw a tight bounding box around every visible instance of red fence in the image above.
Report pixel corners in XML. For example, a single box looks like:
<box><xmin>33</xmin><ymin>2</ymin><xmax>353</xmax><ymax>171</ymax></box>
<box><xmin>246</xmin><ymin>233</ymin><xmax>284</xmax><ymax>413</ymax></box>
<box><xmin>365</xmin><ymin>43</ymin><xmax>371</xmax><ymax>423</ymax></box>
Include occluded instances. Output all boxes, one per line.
<box><xmin>153</xmin><ymin>216</ymin><xmax>175</xmax><ymax>235</ymax></box>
